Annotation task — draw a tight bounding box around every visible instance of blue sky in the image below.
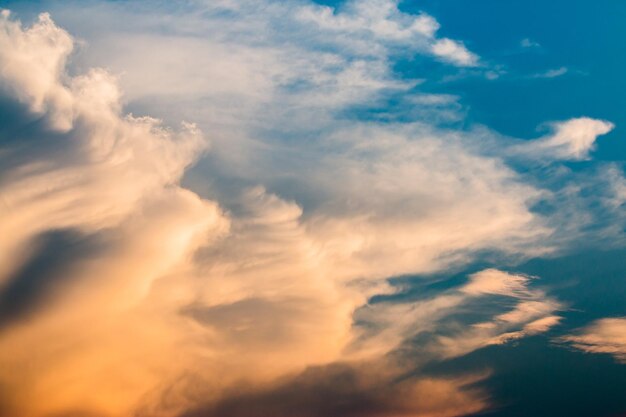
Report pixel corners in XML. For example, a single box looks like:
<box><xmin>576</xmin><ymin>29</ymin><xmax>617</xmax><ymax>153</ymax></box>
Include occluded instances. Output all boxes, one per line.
<box><xmin>0</xmin><ymin>1</ymin><xmax>625</xmax><ymax>417</ymax></box>
<box><xmin>409</xmin><ymin>0</ymin><xmax>626</xmax><ymax>158</ymax></box>
<box><xmin>318</xmin><ymin>0</ymin><xmax>626</xmax><ymax>160</ymax></box>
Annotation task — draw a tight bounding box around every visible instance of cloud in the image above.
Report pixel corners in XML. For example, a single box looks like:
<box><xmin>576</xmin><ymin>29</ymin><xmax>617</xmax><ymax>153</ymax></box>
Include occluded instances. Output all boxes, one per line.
<box><xmin>0</xmin><ymin>4</ymin><xmax>623</xmax><ymax>417</ymax></box>
<box><xmin>513</xmin><ymin>117</ymin><xmax>614</xmax><ymax>160</ymax></box>
<box><xmin>0</xmin><ymin>10</ymin><xmax>75</xmax><ymax>130</ymax></box>
<box><xmin>296</xmin><ymin>0</ymin><xmax>441</xmax><ymax>40</ymax></box>
<box><xmin>297</xmin><ymin>0</ymin><xmax>478</xmax><ymax>67</ymax></box>
<box><xmin>432</xmin><ymin>38</ymin><xmax>479</xmax><ymax>67</ymax></box>
<box><xmin>531</xmin><ymin>67</ymin><xmax>568</xmax><ymax>79</ymax></box>
<box><xmin>560</xmin><ymin>318</ymin><xmax>626</xmax><ymax>363</ymax></box>
<box><xmin>0</xmin><ymin>11</ymin><xmax>228</xmax><ymax>417</ymax></box>
<box><xmin>42</xmin><ymin>0</ymin><xmax>476</xmax><ymax>128</ymax></box>
<box><xmin>349</xmin><ymin>269</ymin><xmax>562</xmax><ymax>361</ymax></box>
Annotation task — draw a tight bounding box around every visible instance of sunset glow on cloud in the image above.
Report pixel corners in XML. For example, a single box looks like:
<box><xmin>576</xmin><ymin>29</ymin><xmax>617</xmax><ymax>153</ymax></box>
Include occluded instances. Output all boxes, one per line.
<box><xmin>1</xmin><ymin>1</ymin><xmax>626</xmax><ymax>417</ymax></box>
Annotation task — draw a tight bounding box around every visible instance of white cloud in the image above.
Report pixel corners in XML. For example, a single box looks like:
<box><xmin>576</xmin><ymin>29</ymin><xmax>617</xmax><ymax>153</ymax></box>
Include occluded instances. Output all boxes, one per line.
<box><xmin>0</xmin><ymin>11</ymin><xmax>74</xmax><ymax>130</ymax></box>
<box><xmin>514</xmin><ymin>117</ymin><xmax>614</xmax><ymax>160</ymax></box>
<box><xmin>437</xmin><ymin>271</ymin><xmax>562</xmax><ymax>357</ymax></box>
<box><xmin>296</xmin><ymin>0</ymin><xmax>440</xmax><ymax>40</ymax></box>
<box><xmin>432</xmin><ymin>38</ymin><xmax>479</xmax><ymax>67</ymax></box>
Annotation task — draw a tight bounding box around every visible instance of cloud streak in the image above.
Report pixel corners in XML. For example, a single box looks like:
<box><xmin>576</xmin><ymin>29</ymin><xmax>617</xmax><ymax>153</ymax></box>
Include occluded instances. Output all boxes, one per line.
<box><xmin>560</xmin><ymin>318</ymin><xmax>626</xmax><ymax>363</ymax></box>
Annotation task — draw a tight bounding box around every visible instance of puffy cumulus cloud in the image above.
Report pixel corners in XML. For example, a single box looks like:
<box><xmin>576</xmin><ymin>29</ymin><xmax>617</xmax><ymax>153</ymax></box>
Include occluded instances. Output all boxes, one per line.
<box><xmin>0</xmin><ymin>11</ymin><xmax>495</xmax><ymax>417</ymax></box>
<box><xmin>559</xmin><ymin>318</ymin><xmax>626</xmax><ymax>363</ymax></box>
<box><xmin>514</xmin><ymin>117</ymin><xmax>614</xmax><ymax>160</ymax></box>
<box><xmin>0</xmin><ymin>10</ymin><xmax>73</xmax><ymax>130</ymax></box>
<box><xmin>0</xmin><ymin>11</ymin><xmax>228</xmax><ymax>417</ymax></box>
<box><xmin>297</xmin><ymin>0</ymin><xmax>440</xmax><ymax>39</ymax></box>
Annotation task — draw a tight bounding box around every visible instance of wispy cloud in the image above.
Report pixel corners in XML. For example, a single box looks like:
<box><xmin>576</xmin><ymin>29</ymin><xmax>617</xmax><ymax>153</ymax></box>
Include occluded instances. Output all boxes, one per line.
<box><xmin>512</xmin><ymin>117</ymin><xmax>614</xmax><ymax>160</ymax></box>
<box><xmin>432</xmin><ymin>38</ymin><xmax>479</xmax><ymax>67</ymax></box>
<box><xmin>559</xmin><ymin>318</ymin><xmax>626</xmax><ymax>363</ymax></box>
<box><xmin>297</xmin><ymin>0</ymin><xmax>479</xmax><ymax>67</ymax></box>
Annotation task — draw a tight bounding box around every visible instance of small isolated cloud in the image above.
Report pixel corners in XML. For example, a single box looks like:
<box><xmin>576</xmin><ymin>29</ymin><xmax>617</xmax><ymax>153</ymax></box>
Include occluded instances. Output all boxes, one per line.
<box><xmin>513</xmin><ymin>117</ymin><xmax>614</xmax><ymax>160</ymax></box>
<box><xmin>298</xmin><ymin>0</ymin><xmax>479</xmax><ymax>67</ymax></box>
<box><xmin>559</xmin><ymin>318</ymin><xmax>626</xmax><ymax>363</ymax></box>
<box><xmin>432</xmin><ymin>38</ymin><xmax>479</xmax><ymax>67</ymax></box>
<box><xmin>438</xmin><ymin>270</ymin><xmax>562</xmax><ymax>356</ymax></box>
<box><xmin>532</xmin><ymin>67</ymin><xmax>568</xmax><ymax>79</ymax></box>
<box><xmin>520</xmin><ymin>38</ymin><xmax>541</xmax><ymax>48</ymax></box>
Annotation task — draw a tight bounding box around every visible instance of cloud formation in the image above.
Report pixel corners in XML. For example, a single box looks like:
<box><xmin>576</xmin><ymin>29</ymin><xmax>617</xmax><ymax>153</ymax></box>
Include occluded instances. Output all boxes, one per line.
<box><xmin>532</xmin><ymin>66</ymin><xmax>568</xmax><ymax>79</ymax></box>
<box><xmin>513</xmin><ymin>117</ymin><xmax>614</xmax><ymax>160</ymax></box>
<box><xmin>297</xmin><ymin>0</ymin><xmax>478</xmax><ymax>67</ymax></box>
<box><xmin>352</xmin><ymin>269</ymin><xmax>562</xmax><ymax>360</ymax></box>
<box><xmin>431</xmin><ymin>38</ymin><xmax>478</xmax><ymax>67</ymax></box>
<box><xmin>0</xmin><ymin>3</ymin><xmax>624</xmax><ymax>417</ymax></box>
<box><xmin>0</xmin><ymin>11</ymin><xmax>228</xmax><ymax>417</ymax></box>
<box><xmin>560</xmin><ymin>318</ymin><xmax>626</xmax><ymax>363</ymax></box>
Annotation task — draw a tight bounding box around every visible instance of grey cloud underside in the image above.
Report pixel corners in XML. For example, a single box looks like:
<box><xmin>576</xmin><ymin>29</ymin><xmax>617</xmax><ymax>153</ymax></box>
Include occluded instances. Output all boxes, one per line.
<box><xmin>181</xmin><ymin>364</ymin><xmax>402</xmax><ymax>417</ymax></box>
<box><xmin>179</xmin><ymin>363</ymin><xmax>482</xmax><ymax>417</ymax></box>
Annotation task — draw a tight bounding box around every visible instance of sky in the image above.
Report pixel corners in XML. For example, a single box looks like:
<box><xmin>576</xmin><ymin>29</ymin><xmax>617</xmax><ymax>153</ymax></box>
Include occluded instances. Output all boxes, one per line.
<box><xmin>0</xmin><ymin>1</ymin><xmax>625</xmax><ymax>417</ymax></box>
